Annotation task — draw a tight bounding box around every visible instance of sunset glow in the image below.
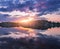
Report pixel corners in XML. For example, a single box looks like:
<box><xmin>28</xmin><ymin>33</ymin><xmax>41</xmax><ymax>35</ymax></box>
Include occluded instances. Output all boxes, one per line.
<box><xmin>20</xmin><ymin>17</ymin><xmax>34</xmax><ymax>24</ymax></box>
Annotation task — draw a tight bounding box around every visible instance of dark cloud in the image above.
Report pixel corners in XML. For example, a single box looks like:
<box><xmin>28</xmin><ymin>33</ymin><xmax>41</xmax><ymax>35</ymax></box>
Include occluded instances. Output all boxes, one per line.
<box><xmin>46</xmin><ymin>0</ymin><xmax>60</xmax><ymax>11</ymax></box>
<box><xmin>0</xmin><ymin>14</ymin><xmax>10</xmax><ymax>21</ymax></box>
<box><xmin>34</xmin><ymin>0</ymin><xmax>60</xmax><ymax>15</ymax></box>
<box><xmin>0</xmin><ymin>0</ymin><xmax>60</xmax><ymax>15</ymax></box>
<box><xmin>0</xmin><ymin>14</ymin><xmax>10</xmax><ymax>18</ymax></box>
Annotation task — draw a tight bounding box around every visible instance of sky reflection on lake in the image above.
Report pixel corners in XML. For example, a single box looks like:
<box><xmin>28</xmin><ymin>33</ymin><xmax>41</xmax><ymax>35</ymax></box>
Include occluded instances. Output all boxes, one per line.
<box><xmin>0</xmin><ymin>27</ymin><xmax>60</xmax><ymax>39</ymax></box>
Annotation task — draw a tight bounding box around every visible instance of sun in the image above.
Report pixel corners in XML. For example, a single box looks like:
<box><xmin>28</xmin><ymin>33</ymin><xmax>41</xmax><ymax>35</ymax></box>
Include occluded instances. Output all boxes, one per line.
<box><xmin>20</xmin><ymin>17</ymin><xmax>34</xmax><ymax>23</ymax></box>
<box><xmin>21</xmin><ymin>20</ymin><xmax>30</xmax><ymax>23</ymax></box>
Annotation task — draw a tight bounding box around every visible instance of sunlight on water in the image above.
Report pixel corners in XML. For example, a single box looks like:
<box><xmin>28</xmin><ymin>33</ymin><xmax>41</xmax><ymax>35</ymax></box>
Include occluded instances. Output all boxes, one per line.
<box><xmin>0</xmin><ymin>27</ymin><xmax>38</xmax><ymax>39</ymax></box>
<box><xmin>15</xmin><ymin>27</ymin><xmax>38</xmax><ymax>38</ymax></box>
<box><xmin>0</xmin><ymin>27</ymin><xmax>60</xmax><ymax>39</ymax></box>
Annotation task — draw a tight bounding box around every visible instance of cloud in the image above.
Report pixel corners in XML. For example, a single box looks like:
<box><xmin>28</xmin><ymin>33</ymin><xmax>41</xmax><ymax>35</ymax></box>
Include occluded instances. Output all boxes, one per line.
<box><xmin>0</xmin><ymin>0</ymin><xmax>60</xmax><ymax>14</ymax></box>
<box><xmin>0</xmin><ymin>14</ymin><xmax>10</xmax><ymax>21</ymax></box>
<box><xmin>0</xmin><ymin>0</ymin><xmax>60</xmax><ymax>22</ymax></box>
<box><xmin>41</xmin><ymin>14</ymin><xmax>60</xmax><ymax>22</ymax></box>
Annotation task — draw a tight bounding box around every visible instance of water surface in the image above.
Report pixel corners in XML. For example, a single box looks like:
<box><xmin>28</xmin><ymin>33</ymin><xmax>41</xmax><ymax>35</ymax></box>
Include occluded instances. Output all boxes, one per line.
<box><xmin>0</xmin><ymin>27</ymin><xmax>60</xmax><ymax>38</ymax></box>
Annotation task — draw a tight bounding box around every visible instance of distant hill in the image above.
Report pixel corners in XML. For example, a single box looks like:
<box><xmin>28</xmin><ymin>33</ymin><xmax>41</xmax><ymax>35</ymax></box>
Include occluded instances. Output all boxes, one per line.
<box><xmin>0</xmin><ymin>20</ymin><xmax>60</xmax><ymax>29</ymax></box>
<box><xmin>0</xmin><ymin>22</ymin><xmax>20</xmax><ymax>27</ymax></box>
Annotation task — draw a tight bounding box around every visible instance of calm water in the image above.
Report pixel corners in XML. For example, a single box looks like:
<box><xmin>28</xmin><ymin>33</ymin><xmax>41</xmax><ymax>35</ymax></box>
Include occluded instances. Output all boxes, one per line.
<box><xmin>0</xmin><ymin>27</ymin><xmax>60</xmax><ymax>49</ymax></box>
<box><xmin>0</xmin><ymin>27</ymin><xmax>60</xmax><ymax>38</ymax></box>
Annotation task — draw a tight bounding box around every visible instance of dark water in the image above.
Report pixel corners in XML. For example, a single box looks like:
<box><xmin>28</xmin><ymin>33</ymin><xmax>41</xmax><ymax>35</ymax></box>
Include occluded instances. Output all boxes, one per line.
<box><xmin>0</xmin><ymin>27</ymin><xmax>60</xmax><ymax>49</ymax></box>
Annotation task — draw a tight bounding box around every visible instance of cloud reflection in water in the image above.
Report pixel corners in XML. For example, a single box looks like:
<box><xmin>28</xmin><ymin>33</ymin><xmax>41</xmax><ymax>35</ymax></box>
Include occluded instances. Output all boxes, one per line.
<box><xmin>0</xmin><ymin>27</ymin><xmax>39</xmax><ymax>39</ymax></box>
<box><xmin>0</xmin><ymin>27</ymin><xmax>60</xmax><ymax>39</ymax></box>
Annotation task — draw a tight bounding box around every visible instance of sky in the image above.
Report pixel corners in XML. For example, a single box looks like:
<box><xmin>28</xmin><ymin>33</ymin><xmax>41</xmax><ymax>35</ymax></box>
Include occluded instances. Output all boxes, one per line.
<box><xmin>0</xmin><ymin>0</ymin><xmax>60</xmax><ymax>22</ymax></box>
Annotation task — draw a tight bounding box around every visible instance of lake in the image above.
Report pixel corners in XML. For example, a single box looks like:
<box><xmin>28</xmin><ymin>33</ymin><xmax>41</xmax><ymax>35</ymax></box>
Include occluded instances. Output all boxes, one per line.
<box><xmin>0</xmin><ymin>27</ymin><xmax>60</xmax><ymax>49</ymax></box>
<box><xmin>0</xmin><ymin>27</ymin><xmax>60</xmax><ymax>38</ymax></box>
